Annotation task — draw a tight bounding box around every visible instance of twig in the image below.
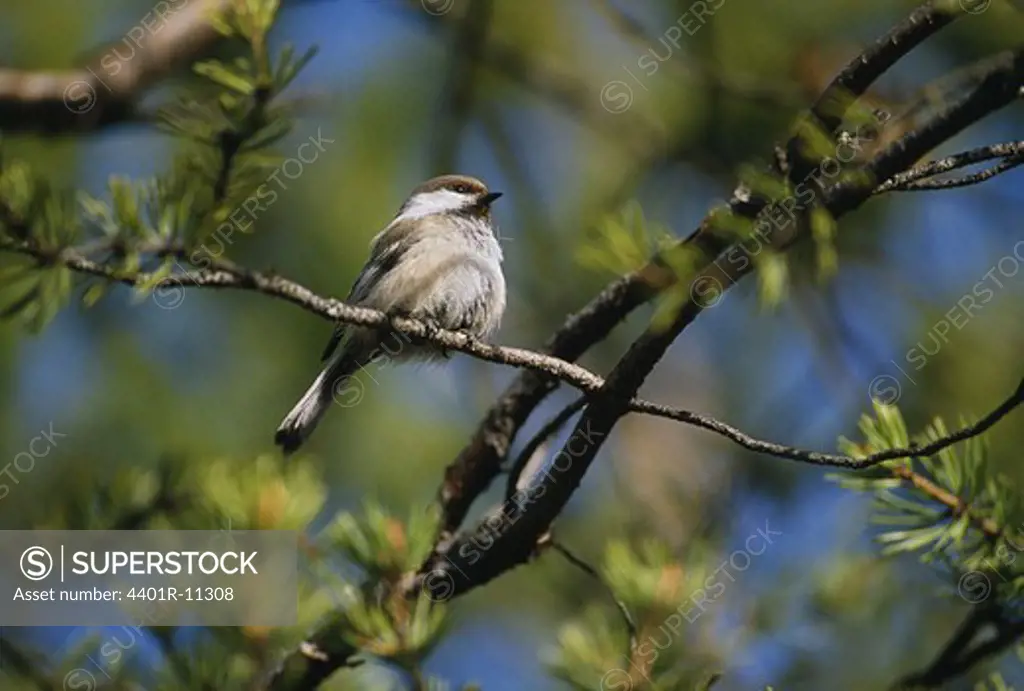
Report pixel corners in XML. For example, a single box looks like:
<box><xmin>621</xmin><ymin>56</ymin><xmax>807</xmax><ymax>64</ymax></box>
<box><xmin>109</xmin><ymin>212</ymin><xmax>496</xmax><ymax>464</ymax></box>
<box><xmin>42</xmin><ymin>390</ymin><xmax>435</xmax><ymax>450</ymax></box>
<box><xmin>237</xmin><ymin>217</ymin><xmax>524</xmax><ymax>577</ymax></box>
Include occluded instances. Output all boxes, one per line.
<box><xmin>830</xmin><ymin>49</ymin><xmax>1024</xmax><ymax>218</ymax></box>
<box><xmin>548</xmin><ymin>538</ymin><xmax>639</xmax><ymax>659</ymax></box>
<box><xmin>876</xmin><ymin>141</ymin><xmax>1024</xmax><ymax>192</ymax></box>
<box><xmin>894</xmin><ymin>156</ymin><xmax>1024</xmax><ymax>191</ymax></box>
<box><xmin>890</xmin><ymin>466</ymin><xmax>1003</xmax><ymax>538</ymax></box>
<box><xmin>629</xmin><ymin>378</ymin><xmax>1024</xmax><ymax>470</ymax></box>
<box><xmin>504</xmin><ymin>397</ymin><xmax>587</xmax><ymax>502</ymax></box>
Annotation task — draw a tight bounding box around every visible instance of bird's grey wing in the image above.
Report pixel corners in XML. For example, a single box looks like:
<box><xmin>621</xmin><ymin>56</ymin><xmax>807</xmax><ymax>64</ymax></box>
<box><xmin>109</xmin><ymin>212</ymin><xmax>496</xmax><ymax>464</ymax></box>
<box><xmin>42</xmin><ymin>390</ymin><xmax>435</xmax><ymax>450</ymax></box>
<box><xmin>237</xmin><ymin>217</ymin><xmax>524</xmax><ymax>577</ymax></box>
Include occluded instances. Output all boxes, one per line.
<box><xmin>319</xmin><ymin>223</ymin><xmax>414</xmax><ymax>363</ymax></box>
<box><xmin>319</xmin><ymin>314</ymin><xmax>350</xmax><ymax>363</ymax></box>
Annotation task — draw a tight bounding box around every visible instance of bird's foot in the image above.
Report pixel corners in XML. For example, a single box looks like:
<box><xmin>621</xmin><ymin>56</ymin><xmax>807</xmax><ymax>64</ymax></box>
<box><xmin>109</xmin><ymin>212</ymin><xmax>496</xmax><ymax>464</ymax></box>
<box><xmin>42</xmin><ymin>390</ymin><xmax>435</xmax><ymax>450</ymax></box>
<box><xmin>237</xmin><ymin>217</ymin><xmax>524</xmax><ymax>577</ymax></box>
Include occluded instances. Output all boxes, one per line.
<box><xmin>386</xmin><ymin>306</ymin><xmax>412</xmax><ymax>322</ymax></box>
<box><xmin>384</xmin><ymin>309</ymin><xmax>413</xmax><ymax>339</ymax></box>
<box><xmin>421</xmin><ymin>319</ymin><xmax>451</xmax><ymax>357</ymax></box>
<box><xmin>456</xmin><ymin>329</ymin><xmax>484</xmax><ymax>350</ymax></box>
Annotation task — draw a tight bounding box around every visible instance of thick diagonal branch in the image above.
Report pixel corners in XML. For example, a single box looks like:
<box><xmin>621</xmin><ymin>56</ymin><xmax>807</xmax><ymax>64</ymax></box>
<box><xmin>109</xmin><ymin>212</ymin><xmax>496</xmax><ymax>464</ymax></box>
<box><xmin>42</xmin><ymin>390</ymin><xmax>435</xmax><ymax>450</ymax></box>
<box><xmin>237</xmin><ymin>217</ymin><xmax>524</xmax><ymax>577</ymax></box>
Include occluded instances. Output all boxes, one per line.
<box><xmin>430</xmin><ymin>0</ymin><xmax>966</xmax><ymax>539</ymax></box>
<box><xmin>409</xmin><ymin>46</ymin><xmax>1024</xmax><ymax>602</ymax></box>
<box><xmin>788</xmin><ymin>0</ymin><xmax>961</xmax><ymax>183</ymax></box>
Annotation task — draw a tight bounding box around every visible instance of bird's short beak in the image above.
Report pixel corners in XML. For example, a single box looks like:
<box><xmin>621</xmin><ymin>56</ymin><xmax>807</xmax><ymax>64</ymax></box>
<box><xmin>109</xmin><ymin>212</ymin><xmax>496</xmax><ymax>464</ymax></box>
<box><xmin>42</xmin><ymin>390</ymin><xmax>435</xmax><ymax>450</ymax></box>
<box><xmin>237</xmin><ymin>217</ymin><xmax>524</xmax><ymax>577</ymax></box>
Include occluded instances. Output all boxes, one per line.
<box><xmin>480</xmin><ymin>191</ymin><xmax>503</xmax><ymax>206</ymax></box>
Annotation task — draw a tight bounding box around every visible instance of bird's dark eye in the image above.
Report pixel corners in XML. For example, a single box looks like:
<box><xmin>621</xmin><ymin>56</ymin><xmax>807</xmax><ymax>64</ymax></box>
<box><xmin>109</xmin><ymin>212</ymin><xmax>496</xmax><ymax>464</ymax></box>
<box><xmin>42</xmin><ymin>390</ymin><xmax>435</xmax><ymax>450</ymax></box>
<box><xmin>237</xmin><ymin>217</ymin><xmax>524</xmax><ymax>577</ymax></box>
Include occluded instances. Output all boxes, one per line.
<box><xmin>454</xmin><ymin>184</ymin><xmax>470</xmax><ymax>194</ymax></box>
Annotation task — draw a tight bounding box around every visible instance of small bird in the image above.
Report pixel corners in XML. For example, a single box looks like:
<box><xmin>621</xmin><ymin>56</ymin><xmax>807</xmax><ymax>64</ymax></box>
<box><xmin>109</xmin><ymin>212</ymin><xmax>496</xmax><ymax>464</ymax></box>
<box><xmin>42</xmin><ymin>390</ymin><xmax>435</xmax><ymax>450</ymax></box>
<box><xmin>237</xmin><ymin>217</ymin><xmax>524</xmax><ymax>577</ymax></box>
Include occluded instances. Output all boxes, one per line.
<box><xmin>274</xmin><ymin>174</ymin><xmax>507</xmax><ymax>453</ymax></box>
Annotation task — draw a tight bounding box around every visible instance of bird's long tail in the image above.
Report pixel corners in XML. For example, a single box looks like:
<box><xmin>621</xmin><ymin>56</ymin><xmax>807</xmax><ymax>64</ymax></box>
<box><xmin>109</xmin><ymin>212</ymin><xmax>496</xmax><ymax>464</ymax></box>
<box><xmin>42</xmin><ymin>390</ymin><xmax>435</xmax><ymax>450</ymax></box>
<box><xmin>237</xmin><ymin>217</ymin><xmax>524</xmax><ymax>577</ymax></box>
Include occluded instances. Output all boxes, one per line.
<box><xmin>274</xmin><ymin>354</ymin><xmax>357</xmax><ymax>454</ymax></box>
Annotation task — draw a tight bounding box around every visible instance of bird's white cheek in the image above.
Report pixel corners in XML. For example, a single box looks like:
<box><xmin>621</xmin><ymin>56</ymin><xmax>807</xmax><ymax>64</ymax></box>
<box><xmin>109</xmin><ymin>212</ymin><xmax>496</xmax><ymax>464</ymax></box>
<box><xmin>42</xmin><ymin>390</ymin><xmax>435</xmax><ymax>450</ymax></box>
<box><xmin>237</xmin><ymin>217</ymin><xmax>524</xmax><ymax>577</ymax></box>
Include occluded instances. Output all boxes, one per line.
<box><xmin>395</xmin><ymin>190</ymin><xmax>471</xmax><ymax>222</ymax></box>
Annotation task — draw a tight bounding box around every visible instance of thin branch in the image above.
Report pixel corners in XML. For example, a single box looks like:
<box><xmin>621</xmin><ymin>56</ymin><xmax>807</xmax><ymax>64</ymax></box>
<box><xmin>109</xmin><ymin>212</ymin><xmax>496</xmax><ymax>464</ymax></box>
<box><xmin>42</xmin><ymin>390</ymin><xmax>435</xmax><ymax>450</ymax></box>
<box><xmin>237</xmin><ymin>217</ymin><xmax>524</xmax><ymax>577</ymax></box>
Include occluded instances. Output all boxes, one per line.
<box><xmin>548</xmin><ymin>538</ymin><xmax>639</xmax><ymax>660</ymax></box>
<box><xmin>499</xmin><ymin>379</ymin><xmax>1024</xmax><ymax>478</ymax></box>
<box><xmin>895</xmin><ymin>156</ymin><xmax>1024</xmax><ymax>191</ymax></box>
<box><xmin>876</xmin><ymin>141</ymin><xmax>1024</xmax><ymax>192</ymax></box>
<box><xmin>935</xmin><ymin>619</ymin><xmax>1024</xmax><ymax>684</ymax></box>
<box><xmin>504</xmin><ymin>396</ymin><xmax>587</xmax><ymax>502</ymax></box>
<box><xmin>0</xmin><ymin>240</ymin><xmax>611</xmax><ymax>389</ymax></box>
<box><xmin>831</xmin><ymin>48</ymin><xmax>1024</xmax><ymax>217</ymax></box>
<box><xmin>628</xmin><ymin>377</ymin><xmax>1024</xmax><ymax>470</ymax></box>
<box><xmin>890</xmin><ymin>466</ymin><xmax>1004</xmax><ymax>539</ymax></box>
